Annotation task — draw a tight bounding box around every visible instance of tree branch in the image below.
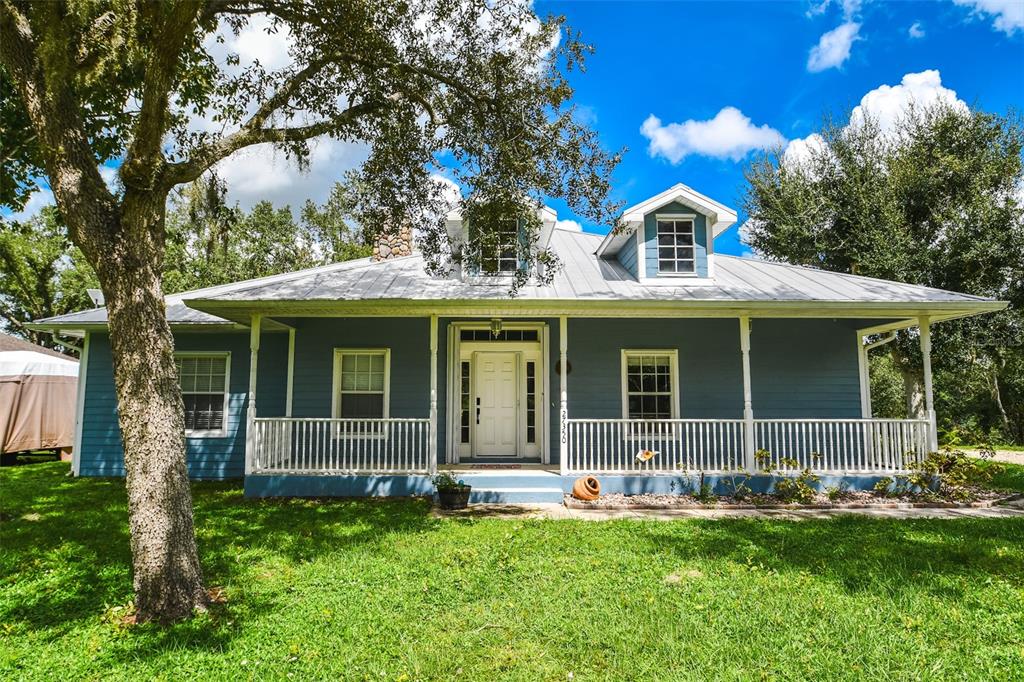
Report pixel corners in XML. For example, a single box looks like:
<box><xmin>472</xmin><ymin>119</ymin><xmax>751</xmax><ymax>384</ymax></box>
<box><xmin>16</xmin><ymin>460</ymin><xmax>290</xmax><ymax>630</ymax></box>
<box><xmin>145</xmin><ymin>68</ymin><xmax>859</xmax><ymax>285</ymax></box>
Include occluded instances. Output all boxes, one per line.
<box><xmin>163</xmin><ymin>99</ymin><xmax>385</xmax><ymax>187</ymax></box>
<box><xmin>121</xmin><ymin>2</ymin><xmax>203</xmax><ymax>190</ymax></box>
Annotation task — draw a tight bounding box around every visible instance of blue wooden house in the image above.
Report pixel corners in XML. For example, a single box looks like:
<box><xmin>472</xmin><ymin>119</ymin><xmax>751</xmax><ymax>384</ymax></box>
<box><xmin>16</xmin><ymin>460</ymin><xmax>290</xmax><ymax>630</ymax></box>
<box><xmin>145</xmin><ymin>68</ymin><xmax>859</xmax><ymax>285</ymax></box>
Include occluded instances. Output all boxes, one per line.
<box><xmin>32</xmin><ymin>184</ymin><xmax>1005</xmax><ymax>502</ymax></box>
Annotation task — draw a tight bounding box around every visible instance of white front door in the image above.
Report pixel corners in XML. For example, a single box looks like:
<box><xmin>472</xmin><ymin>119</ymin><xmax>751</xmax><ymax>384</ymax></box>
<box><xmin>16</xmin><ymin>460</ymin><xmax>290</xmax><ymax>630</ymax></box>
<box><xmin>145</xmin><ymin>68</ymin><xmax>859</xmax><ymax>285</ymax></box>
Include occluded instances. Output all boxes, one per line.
<box><xmin>473</xmin><ymin>351</ymin><xmax>519</xmax><ymax>457</ymax></box>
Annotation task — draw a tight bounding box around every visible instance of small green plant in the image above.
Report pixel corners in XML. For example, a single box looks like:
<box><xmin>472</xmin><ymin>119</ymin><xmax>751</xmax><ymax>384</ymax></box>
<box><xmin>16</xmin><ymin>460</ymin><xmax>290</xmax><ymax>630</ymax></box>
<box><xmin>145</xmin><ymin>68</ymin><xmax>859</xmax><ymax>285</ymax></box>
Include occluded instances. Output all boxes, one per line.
<box><xmin>431</xmin><ymin>472</ymin><xmax>468</xmax><ymax>491</ymax></box>
<box><xmin>825</xmin><ymin>480</ymin><xmax>851</xmax><ymax>502</ymax></box>
<box><xmin>906</xmin><ymin>445</ymin><xmax>1003</xmax><ymax>501</ymax></box>
<box><xmin>721</xmin><ymin>469</ymin><xmax>753</xmax><ymax>501</ymax></box>
<box><xmin>772</xmin><ymin>468</ymin><xmax>820</xmax><ymax>504</ymax></box>
<box><xmin>693</xmin><ymin>471</ymin><xmax>716</xmax><ymax>504</ymax></box>
<box><xmin>873</xmin><ymin>477</ymin><xmax>894</xmax><ymax>497</ymax></box>
<box><xmin>754</xmin><ymin>448</ymin><xmax>774</xmax><ymax>473</ymax></box>
<box><xmin>758</xmin><ymin>452</ymin><xmax>821</xmax><ymax>504</ymax></box>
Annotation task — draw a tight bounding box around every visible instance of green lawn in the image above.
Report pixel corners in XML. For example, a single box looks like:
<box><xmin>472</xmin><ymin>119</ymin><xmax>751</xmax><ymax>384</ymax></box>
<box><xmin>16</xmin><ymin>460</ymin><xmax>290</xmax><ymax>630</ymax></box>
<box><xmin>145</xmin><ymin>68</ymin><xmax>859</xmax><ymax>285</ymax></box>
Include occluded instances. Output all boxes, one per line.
<box><xmin>985</xmin><ymin>459</ymin><xmax>1024</xmax><ymax>494</ymax></box>
<box><xmin>2</xmin><ymin>463</ymin><xmax>1023</xmax><ymax>681</ymax></box>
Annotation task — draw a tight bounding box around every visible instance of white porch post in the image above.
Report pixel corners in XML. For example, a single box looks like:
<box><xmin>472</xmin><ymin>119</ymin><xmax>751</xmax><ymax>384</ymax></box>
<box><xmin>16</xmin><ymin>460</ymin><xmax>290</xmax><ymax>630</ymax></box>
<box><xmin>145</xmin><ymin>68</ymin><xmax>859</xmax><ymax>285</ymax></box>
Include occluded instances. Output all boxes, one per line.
<box><xmin>559</xmin><ymin>315</ymin><xmax>569</xmax><ymax>475</ymax></box>
<box><xmin>244</xmin><ymin>313</ymin><xmax>262</xmax><ymax>475</ymax></box>
<box><xmin>71</xmin><ymin>332</ymin><xmax>91</xmax><ymax>477</ymax></box>
<box><xmin>857</xmin><ymin>334</ymin><xmax>872</xmax><ymax>418</ymax></box>
<box><xmin>919</xmin><ymin>316</ymin><xmax>938</xmax><ymax>451</ymax></box>
<box><xmin>739</xmin><ymin>316</ymin><xmax>755</xmax><ymax>471</ymax></box>
<box><xmin>285</xmin><ymin>327</ymin><xmax>295</xmax><ymax>417</ymax></box>
<box><xmin>429</xmin><ymin>315</ymin><xmax>439</xmax><ymax>474</ymax></box>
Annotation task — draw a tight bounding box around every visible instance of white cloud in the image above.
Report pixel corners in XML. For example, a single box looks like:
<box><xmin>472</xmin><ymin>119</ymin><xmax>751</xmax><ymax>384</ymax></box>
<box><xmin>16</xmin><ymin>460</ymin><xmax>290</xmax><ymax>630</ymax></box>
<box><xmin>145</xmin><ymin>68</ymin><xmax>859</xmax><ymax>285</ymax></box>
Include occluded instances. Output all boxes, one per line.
<box><xmin>848</xmin><ymin>69</ymin><xmax>967</xmax><ymax>133</ymax></box>
<box><xmin>641</xmin><ymin>107</ymin><xmax>786</xmax><ymax>164</ymax></box>
<box><xmin>807</xmin><ymin>22</ymin><xmax>861</xmax><ymax>72</ymax></box>
<box><xmin>99</xmin><ymin>165</ymin><xmax>120</xmax><ymax>193</ymax></box>
<box><xmin>231</xmin><ymin>15</ymin><xmax>294</xmax><ymax>70</ymax></box>
<box><xmin>554</xmin><ymin>219</ymin><xmax>582</xmax><ymax>232</ymax></box>
<box><xmin>908</xmin><ymin>21</ymin><xmax>926</xmax><ymax>38</ymax></box>
<box><xmin>782</xmin><ymin>133</ymin><xmax>828</xmax><ymax>168</ymax></box>
<box><xmin>806</xmin><ymin>0</ymin><xmax>861</xmax><ymax>19</ymax></box>
<box><xmin>3</xmin><ymin>185</ymin><xmax>54</xmax><ymax>223</ymax></box>
<box><xmin>431</xmin><ymin>174</ymin><xmax>462</xmax><ymax>208</ymax></box>
<box><xmin>212</xmin><ymin>138</ymin><xmax>370</xmax><ymax>211</ymax></box>
<box><xmin>783</xmin><ymin>70</ymin><xmax>968</xmax><ymax>168</ymax></box>
<box><xmin>953</xmin><ymin>0</ymin><xmax>1024</xmax><ymax>35</ymax></box>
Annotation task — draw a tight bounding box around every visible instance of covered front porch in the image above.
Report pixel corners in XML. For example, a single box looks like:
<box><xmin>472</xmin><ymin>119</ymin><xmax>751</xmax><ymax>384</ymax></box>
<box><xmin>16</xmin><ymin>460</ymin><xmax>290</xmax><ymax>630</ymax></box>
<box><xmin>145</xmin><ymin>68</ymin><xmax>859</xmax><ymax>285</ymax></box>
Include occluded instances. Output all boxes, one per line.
<box><xmin>239</xmin><ymin>310</ymin><xmax>942</xmax><ymax>497</ymax></box>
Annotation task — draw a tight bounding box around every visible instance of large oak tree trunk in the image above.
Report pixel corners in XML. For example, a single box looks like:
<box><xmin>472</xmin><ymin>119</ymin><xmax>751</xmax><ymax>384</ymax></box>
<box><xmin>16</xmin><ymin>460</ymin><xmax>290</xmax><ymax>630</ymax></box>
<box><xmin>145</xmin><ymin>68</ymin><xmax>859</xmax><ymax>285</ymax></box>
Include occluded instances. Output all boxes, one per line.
<box><xmin>96</xmin><ymin>193</ymin><xmax>208</xmax><ymax>622</ymax></box>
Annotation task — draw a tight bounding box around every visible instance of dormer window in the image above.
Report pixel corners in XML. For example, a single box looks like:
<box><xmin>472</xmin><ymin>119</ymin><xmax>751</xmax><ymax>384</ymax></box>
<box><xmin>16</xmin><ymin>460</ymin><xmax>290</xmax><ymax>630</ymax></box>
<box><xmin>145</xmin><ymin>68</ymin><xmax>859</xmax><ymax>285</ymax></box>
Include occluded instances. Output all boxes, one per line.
<box><xmin>656</xmin><ymin>215</ymin><xmax>696</xmax><ymax>274</ymax></box>
<box><xmin>478</xmin><ymin>219</ymin><xmax>519</xmax><ymax>274</ymax></box>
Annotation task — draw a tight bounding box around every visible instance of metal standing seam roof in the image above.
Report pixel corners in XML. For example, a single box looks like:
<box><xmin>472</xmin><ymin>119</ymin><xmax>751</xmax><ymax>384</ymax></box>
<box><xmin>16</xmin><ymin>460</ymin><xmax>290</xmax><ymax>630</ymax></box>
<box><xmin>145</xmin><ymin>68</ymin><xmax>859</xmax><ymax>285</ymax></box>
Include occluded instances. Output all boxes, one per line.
<box><xmin>32</xmin><ymin>228</ymin><xmax>1003</xmax><ymax>328</ymax></box>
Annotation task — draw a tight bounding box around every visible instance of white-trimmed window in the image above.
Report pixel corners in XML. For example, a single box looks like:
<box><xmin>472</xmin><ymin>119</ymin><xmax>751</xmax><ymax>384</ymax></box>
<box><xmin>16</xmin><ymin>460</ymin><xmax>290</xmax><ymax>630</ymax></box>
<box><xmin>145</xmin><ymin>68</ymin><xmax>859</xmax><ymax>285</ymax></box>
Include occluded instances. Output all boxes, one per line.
<box><xmin>332</xmin><ymin>349</ymin><xmax>390</xmax><ymax>419</ymax></box>
<box><xmin>621</xmin><ymin>350</ymin><xmax>679</xmax><ymax>420</ymax></box>
<box><xmin>175</xmin><ymin>353</ymin><xmax>230</xmax><ymax>437</ymax></box>
<box><xmin>478</xmin><ymin>219</ymin><xmax>519</xmax><ymax>274</ymax></box>
<box><xmin>656</xmin><ymin>215</ymin><xmax>696</xmax><ymax>274</ymax></box>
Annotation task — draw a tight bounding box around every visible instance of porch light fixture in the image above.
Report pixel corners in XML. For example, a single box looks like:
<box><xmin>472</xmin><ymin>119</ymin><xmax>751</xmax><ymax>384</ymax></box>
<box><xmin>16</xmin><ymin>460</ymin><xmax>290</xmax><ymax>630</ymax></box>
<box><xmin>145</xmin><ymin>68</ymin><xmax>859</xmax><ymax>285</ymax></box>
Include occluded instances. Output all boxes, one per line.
<box><xmin>490</xmin><ymin>318</ymin><xmax>503</xmax><ymax>338</ymax></box>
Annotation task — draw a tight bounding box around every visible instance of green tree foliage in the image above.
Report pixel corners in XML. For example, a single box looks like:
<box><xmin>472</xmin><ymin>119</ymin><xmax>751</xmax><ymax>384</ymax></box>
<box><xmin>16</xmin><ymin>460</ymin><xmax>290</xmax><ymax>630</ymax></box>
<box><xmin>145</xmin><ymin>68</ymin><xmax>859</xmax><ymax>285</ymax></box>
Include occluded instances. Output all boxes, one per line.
<box><xmin>300</xmin><ymin>173</ymin><xmax>374</xmax><ymax>264</ymax></box>
<box><xmin>744</xmin><ymin>102</ymin><xmax>1024</xmax><ymax>443</ymax></box>
<box><xmin>164</xmin><ymin>174</ymin><xmax>373</xmax><ymax>293</ymax></box>
<box><xmin>3</xmin><ymin>175</ymin><xmax>374</xmax><ymax>348</ymax></box>
<box><xmin>1</xmin><ymin>1</ymin><xmax>618</xmax><ymax>621</ymax></box>
<box><xmin>0</xmin><ymin>207</ymin><xmax>98</xmax><ymax>349</ymax></box>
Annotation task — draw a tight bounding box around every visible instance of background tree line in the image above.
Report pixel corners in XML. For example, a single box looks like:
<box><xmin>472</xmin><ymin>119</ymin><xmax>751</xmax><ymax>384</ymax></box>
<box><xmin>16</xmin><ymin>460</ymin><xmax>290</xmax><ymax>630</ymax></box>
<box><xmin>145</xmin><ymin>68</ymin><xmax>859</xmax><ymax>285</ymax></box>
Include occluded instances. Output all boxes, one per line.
<box><xmin>0</xmin><ymin>174</ymin><xmax>372</xmax><ymax>349</ymax></box>
<box><xmin>744</xmin><ymin>101</ymin><xmax>1024</xmax><ymax>445</ymax></box>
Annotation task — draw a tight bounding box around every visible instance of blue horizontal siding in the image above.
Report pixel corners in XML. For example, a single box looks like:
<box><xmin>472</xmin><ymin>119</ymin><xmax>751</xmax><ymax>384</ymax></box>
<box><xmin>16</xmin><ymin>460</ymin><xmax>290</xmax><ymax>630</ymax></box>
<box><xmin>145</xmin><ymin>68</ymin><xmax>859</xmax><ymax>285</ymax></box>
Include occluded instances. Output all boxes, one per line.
<box><xmin>78</xmin><ymin>316</ymin><xmax>872</xmax><ymax>483</ymax></box>
<box><xmin>290</xmin><ymin>317</ymin><xmax>430</xmax><ymax>419</ymax></box>
<box><xmin>615</xmin><ymin>231</ymin><xmax>639</xmax><ymax>277</ymax></box>
<box><xmin>749</xmin><ymin>319</ymin><xmax>862</xmax><ymax>418</ymax></box>
<box><xmin>567</xmin><ymin>317</ymin><xmax>863</xmax><ymax>420</ymax></box>
<box><xmin>567</xmin><ymin>318</ymin><xmax>743</xmax><ymax>419</ymax></box>
<box><xmin>79</xmin><ymin>331</ymin><xmax>288</xmax><ymax>479</ymax></box>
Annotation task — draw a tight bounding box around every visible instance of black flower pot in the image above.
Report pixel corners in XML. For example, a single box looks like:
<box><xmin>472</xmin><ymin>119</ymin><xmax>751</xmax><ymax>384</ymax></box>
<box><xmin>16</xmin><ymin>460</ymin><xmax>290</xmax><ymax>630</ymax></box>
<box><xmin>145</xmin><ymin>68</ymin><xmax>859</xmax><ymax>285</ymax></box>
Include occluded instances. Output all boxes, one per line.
<box><xmin>437</xmin><ymin>486</ymin><xmax>472</xmax><ymax>509</ymax></box>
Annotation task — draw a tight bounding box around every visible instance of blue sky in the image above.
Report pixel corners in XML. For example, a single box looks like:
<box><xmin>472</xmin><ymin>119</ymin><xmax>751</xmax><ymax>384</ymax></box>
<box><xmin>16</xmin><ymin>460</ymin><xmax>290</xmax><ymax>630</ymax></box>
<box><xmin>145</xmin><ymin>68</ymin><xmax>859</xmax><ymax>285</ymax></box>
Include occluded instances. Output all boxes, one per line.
<box><xmin>538</xmin><ymin>0</ymin><xmax>1024</xmax><ymax>255</ymax></box>
<box><xmin>6</xmin><ymin>1</ymin><xmax>1023</xmax><ymax>259</ymax></box>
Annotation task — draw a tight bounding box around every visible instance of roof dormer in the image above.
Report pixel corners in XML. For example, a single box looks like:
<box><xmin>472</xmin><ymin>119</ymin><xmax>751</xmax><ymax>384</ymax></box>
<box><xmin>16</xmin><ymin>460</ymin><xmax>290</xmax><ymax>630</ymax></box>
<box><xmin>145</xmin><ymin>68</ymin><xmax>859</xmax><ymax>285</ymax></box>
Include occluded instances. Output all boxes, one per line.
<box><xmin>596</xmin><ymin>183</ymin><xmax>737</xmax><ymax>284</ymax></box>
<box><xmin>446</xmin><ymin>204</ymin><xmax>558</xmax><ymax>280</ymax></box>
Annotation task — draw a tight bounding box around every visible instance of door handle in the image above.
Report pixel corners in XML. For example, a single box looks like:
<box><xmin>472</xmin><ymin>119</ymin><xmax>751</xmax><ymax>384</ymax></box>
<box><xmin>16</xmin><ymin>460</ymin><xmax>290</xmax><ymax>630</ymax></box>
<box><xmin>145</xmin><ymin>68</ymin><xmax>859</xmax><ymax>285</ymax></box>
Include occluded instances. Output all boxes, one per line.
<box><xmin>476</xmin><ymin>397</ymin><xmax>480</xmax><ymax>424</ymax></box>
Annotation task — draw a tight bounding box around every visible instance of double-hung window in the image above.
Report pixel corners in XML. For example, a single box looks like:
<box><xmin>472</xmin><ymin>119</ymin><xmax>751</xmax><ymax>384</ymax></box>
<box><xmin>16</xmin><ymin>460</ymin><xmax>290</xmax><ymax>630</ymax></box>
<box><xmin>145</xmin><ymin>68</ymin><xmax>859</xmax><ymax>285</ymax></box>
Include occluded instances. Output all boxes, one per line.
<box><xmin>621</xmin><ymin>350</ymin><xmax>679</xmax><ymax>421</ymax></box>
<box><xmin>333</xmin><ymin>349</ymin><xmax>390</xmax><ymax>419</ymax></box>
<box><xmin>175</xmin><ymin>353</ymin><xmax>230</xmax><ymax>437</ymax></box>
<box><xmin>656</xmin><ymin>216</ymin><xmax>696</xmax><ymax>274</ymax></box>
<box><xmin>478</xmin><ymin>219</ymin><xmax>519</xmax><ymax>274</ymax></box>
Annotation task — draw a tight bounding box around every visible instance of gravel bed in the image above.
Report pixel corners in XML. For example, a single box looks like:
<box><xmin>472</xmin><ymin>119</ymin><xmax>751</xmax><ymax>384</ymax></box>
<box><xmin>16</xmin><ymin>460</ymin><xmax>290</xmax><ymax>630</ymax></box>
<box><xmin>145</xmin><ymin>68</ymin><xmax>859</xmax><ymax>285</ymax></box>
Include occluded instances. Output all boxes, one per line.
<box><xmin>566</xmin><ymin>488</ymin><xmax>1010</xmax><ymax>509</ymax></box>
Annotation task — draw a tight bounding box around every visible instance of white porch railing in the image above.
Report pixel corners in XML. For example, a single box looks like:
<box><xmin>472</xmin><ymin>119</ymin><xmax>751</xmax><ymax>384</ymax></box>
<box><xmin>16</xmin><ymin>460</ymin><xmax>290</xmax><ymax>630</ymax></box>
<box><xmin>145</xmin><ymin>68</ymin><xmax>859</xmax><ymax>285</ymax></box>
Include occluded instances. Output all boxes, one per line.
<box><xmin>565</xmin><ymin>418</ymin><xmax>930</xmax><ymax>474</ymax></box>
<box><xmin>754</xmin><ymin>418</ymin><xmax>930</xmax><ymax>473</ymax></box>
<box><xmin>252</xmin><ymin>418</ymin><xmax>431</xmax><ymax>474</ymax></box>
<box><xmin>564</xmin><ymin>419</ymin><xmax>746</xmax><ymax>474</ymax></box>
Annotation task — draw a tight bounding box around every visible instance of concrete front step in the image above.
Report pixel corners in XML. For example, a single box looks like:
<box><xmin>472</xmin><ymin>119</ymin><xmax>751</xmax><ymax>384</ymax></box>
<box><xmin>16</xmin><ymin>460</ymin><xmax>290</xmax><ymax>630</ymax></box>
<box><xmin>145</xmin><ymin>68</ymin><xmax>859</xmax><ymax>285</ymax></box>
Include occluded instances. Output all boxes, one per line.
<box><xmin>441</xmin><ymin>470</ymin><xmax>560</xmax><ymax>489</ymax></box>
<box><xmin>446</xmin><ymin>470</ymin><xmax>564</xmax><ymax>503</ymax></box>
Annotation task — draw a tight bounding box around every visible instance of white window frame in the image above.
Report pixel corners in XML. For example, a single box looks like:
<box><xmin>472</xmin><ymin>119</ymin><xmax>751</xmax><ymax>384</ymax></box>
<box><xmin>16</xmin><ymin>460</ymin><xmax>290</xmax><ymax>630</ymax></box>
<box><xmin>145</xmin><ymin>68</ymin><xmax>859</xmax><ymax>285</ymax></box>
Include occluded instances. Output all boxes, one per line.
<box><xmin>476</xmin><ymin>217</ymin><xmax>520</xmax><ymax>275</ymax></box>
<box><xmin>175</xmin><ymin>351</ymin><xmax>231</xmax><ymax>439</ymax></box>
<box><xmin>331</xmin><ymin>348</ymin><xmax>391</xmax><ymax>421</ymax></box>
<box><xmin>620</xmin><ymin>349</ymin><xmax>680</xmax><ymax>423</ymax></box>
<box><xmin>655</xmin><ymin>213</ymin><xmax>697</xmax><ymax>277</ymax></box>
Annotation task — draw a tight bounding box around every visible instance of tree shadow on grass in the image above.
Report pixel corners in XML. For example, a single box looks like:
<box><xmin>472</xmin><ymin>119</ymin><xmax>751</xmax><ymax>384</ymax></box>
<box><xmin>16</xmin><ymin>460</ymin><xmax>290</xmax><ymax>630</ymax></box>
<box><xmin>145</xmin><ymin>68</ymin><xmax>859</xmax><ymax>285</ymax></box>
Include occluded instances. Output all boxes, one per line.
<box><xmin>0</xmin><ymin>464</ymin><xmax>438</xmax><ymax>651</ymax></box>
<box><xmin>632</xmin><ymin>514</ymin><xmax>1024</xmax><ymax>600</ymax></box>
<box><xmin>4</xmin><ymin>463</ymin><xmax>1024</xmax><ymax>664</ymax></box>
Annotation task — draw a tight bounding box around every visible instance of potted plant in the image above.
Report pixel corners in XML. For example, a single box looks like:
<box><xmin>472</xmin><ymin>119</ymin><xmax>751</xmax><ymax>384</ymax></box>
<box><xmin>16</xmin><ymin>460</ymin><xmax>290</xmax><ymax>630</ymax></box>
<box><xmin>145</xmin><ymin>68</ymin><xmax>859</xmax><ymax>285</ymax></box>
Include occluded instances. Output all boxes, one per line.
<box><xmin>433</xmin><ymin>472</ymin><xmax>472</xmax><ymax>509</ymax></box>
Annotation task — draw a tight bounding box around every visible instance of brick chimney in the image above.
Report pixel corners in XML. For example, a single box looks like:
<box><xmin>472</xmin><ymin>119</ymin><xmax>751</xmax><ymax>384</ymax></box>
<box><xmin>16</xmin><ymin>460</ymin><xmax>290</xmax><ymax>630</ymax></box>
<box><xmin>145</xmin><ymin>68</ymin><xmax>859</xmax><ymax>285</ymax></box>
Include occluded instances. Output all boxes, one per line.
<box><xmin>372</xmin><ymin>225</ymin><xmax>413</xmax><ymax>261</ymax></box>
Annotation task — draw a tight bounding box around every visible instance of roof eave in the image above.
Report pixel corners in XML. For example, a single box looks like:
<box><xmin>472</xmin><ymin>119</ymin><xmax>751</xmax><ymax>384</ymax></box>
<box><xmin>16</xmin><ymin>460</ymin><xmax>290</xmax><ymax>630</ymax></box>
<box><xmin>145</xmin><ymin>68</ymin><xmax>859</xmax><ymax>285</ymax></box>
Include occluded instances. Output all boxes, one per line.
<box><xmin>182</xmin><ymin>297</ymin><xmax>1007</xmax><ymax>326</ymax></box>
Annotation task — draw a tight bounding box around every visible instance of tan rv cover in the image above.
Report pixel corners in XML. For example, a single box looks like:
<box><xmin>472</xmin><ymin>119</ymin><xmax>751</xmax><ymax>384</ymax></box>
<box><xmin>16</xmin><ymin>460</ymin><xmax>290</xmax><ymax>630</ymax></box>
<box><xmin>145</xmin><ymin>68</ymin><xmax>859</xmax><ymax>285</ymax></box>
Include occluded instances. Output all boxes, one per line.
<box><xmin>0</xmin><ymin>351</ymin><xmax>78</xmax><ymax>454</ymax></box>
